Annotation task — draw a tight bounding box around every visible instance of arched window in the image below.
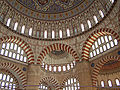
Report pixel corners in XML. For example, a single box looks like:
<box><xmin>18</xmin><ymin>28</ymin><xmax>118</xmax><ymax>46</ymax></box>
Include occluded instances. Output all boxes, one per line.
<box><xmin>93</xmin><ymin>16</ymin><xmax>98</xmax><ymax>24</ymax></box>
<box><xmin>99</xmin><ymin>10</ymin><xmax>104</xmax><ymax>18</ymax></box>
<box><xmin>39</xmin><ymin>83</ymin><xmax>48</xmax><ymax>90</ymax></box>
<box><xmin>0</xmin><ymin>42</ymin><xmax>27</xmax><ymax>63</ymax></box>
<box><xmin>59</xmin><ymin>30</ymin><xmax>63</xmax><ymax>38</ymax></box>
<box><xmin>14</xmin><ymin>22</ymin><xmax>18</xmax><ymax>31</ymax></box>
<box><xmin>0</xmin><ymin>72</ymin><xmax>16</xmax><ymax>90</ymax></box>
<box><xmin>63</xmin><ymin>66</ymin><xmax>66</xmax><ymax>71</ymax></box>
<box><xmin>6</xmin><ymin>18</ymin><xmax>11</xmax><ymax>27</ymax></box>
<box><xmin>110</xmin><ymin>0</ymin><xmax>114</xmax><ymax>3</ymax></box>
<box><xmin>101</xmin><ymin>81</ymin><xmax>105</xmax><ymax>87</ymax></box>
<box><xmin>29</xmin><ymin>28</ymin><xmax>32</xmax><ymax>36</ymax></box>
<box><xmin>53</xmin><ymin>66</ymin><xmax>57</xmax><ymax>72</ymax></box>
<box><xmin>52</xmin><ymin>30</ymin><xmax>55</xmax><ymax>38</ymax></box>
<box><xmin>90</xmin><ymin>35</ymin><xmax>118</xmax><ymax>58</ymax></box>
<box><xmin>108</xmin><ymin>80</ymin><xmax>112</xmax><ymax>87</ymax></box>
<box><xmin>63</xmin><ymin>78</ymin><xmax>80</xmax><ymax>90</ymax></box>
<box><xmin>44</xmin><ymin>30</ymin><xmax>47</xmax><ymax>38</ymax></box>
<box><xmin>49</xmin><ymin>65</ymin><xmax>52</xmax><ymax>71</ymax></box>
<box><xmin>81</xmin><ymin>24</ymin><xmax>85</xmax><ymax>32</ymax></box>
<box><xmin>115</xmin><ymin>79</ymin><xmax>120</xmax><ymax>86</ymax></box>
<box><xmin>21</xmin><ymin>25</ymin><xmax>25</xmax><ymax>34</ymax></box>
<box><xmin>58</xmin><ymin>66</ymin><xmax>61</xmax><ymax>72</ymax></box>
<box><xmin>67</xmin><ymin>28</ymin><xmax>70</xmax><ymax>37</ymax></box>
<box><xmin>74</xmin><ymin>27</ymin><xmax>77</xmax><ymax>34</ymax></box>
<box><xmin>87</xmin><ymin>20</ymin><xmax>92</xmax><ymax>28</ymax></box>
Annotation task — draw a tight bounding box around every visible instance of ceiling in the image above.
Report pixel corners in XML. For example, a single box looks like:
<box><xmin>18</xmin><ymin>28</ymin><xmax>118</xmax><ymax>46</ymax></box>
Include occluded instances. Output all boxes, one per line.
<box><xmin>6</xmin><ymin>0</ymin><xmax>94</xmax><ymax>20</ymax></box>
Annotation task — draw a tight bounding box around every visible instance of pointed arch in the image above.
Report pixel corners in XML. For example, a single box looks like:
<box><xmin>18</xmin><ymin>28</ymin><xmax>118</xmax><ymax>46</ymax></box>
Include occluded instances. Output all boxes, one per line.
<box><xmin>61</xmin><ymin>76</ymin><xmax>80</xmax><ymax>89</ymax></box>
<box><xmin>0</xmin><ymin>62</ymin><xmax>27</xmax><ymax>88</ymax></box>
<box><xmin>82</xmin><ymin>28</ymin><xmax>120</xmax><ymax>61</ymax></box>
<box><xmin>0</xmin><ymin>36</ymin><xmax>35</xmax><ymax>64</ymax></box>
<box><xmin>37</xmin><ymin>43</ymin><xmax>79</xmax><ymax>64</ymax></box>
<box><xmin>92</xmin><ymin>56</ymin><xmax>120</xmax><ymax>86</ymax></box>
<box><xmin>39</xmin><ymin>77</ymin><xmax>60</xmax><ymax>89</ymax></box>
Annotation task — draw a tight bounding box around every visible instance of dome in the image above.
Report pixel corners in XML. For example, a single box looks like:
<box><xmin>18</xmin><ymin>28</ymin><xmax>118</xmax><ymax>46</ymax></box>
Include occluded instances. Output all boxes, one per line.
<box><xmin>0</xmin><ymin>0</ymin><xmax>120</xmax><ymax>90</ymax></box>
<box><xmin>6</xmin><ymin>0</ymin><xmax>94</xmax><ymax>20</ymax></box>
<box><xmin>0</xmin><ymin>0</ymin><xmax>115</xmax><ymax>40</ymax></box>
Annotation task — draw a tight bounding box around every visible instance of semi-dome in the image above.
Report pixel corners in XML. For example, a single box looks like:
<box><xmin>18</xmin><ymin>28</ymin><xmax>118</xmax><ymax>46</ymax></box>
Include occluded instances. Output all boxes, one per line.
<box><xmin>0</xmin><ymin>0</ymin><xmax>115</xmax><ymax>40</ymax></box>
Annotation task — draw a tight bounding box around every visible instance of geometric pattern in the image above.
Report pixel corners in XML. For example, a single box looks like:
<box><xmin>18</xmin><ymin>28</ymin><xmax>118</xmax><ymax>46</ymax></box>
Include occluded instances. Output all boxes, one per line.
<box><xmin>92</xmin><ymin>56</ymin><xmax>120</xmax><ymax>86</ymax></box>
<box><xmin>37</xmin><ymin>43</ymin><xmax>79</xmax><ymax>64</ymax></box>
<box><xmin>82</xmin><ymin>28</ymin><xmax>120</xmax><ymax>61</ymax></box>
<box><xmin>0</xmin><ymin>36</ymin><xmax>35</xmax><ymax>64</ymax></box>
<box><xmin>0</xmin><ymin>62</ymin><xmax>27</xmax><ymax>88</ymax></box>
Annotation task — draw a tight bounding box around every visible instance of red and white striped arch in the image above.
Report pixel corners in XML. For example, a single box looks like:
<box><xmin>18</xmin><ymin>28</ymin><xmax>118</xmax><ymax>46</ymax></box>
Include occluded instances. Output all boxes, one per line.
<box><xmin>92</xmin><ymin>56</ymin><xmax>120</xmax><ymax>86</ymax></box>
<box><xmin>39</xmin><ymin>77</ymin><xmax>60</xmax><ymax>89</ymax></box>
<box><xmin>61</xmin><ymin>75</ymin><xmax>79</xmax><ymax>87</ymax></box>
<box><xmin>0</xmin><ymin>62</ymin><xmax>27</xmax><ymax>88</ymax></box>
<box><xmin>82</xmin><ymin>28</ymin><xmax>120</xmax><ymax>61</ymax></box>
<box><xmin>37</xmin><ymin>43</ymin><xmax>79</xmax><ymax>64</ymax></box>
<box><xmin>0</xmin><ymin>36</ymin><xmax>35</xmax><ymax>64</ymax></box>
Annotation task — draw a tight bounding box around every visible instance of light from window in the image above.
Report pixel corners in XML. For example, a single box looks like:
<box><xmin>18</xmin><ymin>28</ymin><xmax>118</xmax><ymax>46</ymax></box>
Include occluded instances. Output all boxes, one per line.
<box><xmin>52</xmin><ymin>30</ymin><xmax>55</xmax><ymax>38</ymax></box>
<box><xmin>67</xmin><ymin>28</ymin><xmax>70</xmax><ymax>37</ymax></box>
<box><xmin>2</xmin><ymin>43</ymin><xmax>5</xmax><ymax>48</ymax></box>
<box><xmin>29</xmin><ymin>28</ymin><xmax>32</xmax><ymax>36</ymax></box>
<box><xmin>1</xmin><ymin>49</ymin><xmax>4</xmax><ymax>55</ymax></box>
<box><xmin>115</xmin><ymin>79</ymin><xmax>120</xmax><ymax>86</ymax></box>
<box><xmin>5</xmin><ymin>50</ymin><xmax>8</xmax><ymax>56</ymax></box>
<box><xmin>108</xmin><ymin>80</ymin><xmax>112</xmax><ymax>87</ymax></box>
<box><xmin>59</xmin><ymin>30</ymin><xmax>62</xmax><ymax>38</ymax></box>
<box><xmin>63</xmin><ymin>66</ymin><xmax>66</xmax><ymax>71</ymax></box>
<box><xmin>7</xmin><ymin>18</ymin><xmax>11</xmax><ymax>26</ymax></box>
<box><xmin>81</xmin><ymin>24</ymin><xmax>85</xmax><ymax>32</ymax></box>
<box><xmin>53</xmin><ymin>66</ymin><xmax>56</xmax><ymax>72</ymax></box>
<box><xmin>9</xmin><ymin>52</ymin><xmax>12</xmax><ymax>57</ymax></box>
<box><xmin>58</xmin><ymin>66</ymin><xmax>61</xmax><ymax>72</ymax></box>
<box><xmin>0</xmin><ymin>73</ymin><xmax>16</xmax><ymax>89</ymax></box>
<box><xmin>44</xmin><ymin>30</ymin><xmax>47</xmax><ymax>38</ymax></box>
<box><xmin>101</xmin><ymin>81</ymin><xmax>105</xmax><ymax>87</ymax></box>
<box><xmin>99</xmin><ymin>10</ymin><xmax>104</xmax><ymax>18</ymax></box>
<box><xmin>63</xmin><ymin>78</ymin><xmax>80</xmax><ymax>90</ymax></box>
<box><xmin>93</xmin><ymin>16</ymin><xmax>98</xmax><ymax>24</ymax></box>
<box><xmin>67</xmin><ymin>64</ymin><xmax>70</xmax><ymax>70</ymax></box>
<box><xmin>87</xmin><ymin>20</ymin><xmax>92</xmax><ymax>28</ymax></box>
<box><xmin>10</xmin><ymin>43</ymin><xmax>14</xmax><ymax>49</ymax></box>
<box><xmin>6</xmin><ymin>43</ymin><xmax>10</xmax><ymax>49</ymax></box>
<box><xmin>90</xmin><ymin>35</ymin><xmax>117</xmax><ymax>58</ymax></box>
<box><xmin>14</xmin><ymin>22</ymin><xmax>18</xmax><ymax>31</ymax></box>
<box><xmin>0</xmin><ymin>43</ymin><xmax>27</xmax><ymax>63</ymax></box>
<box><xmin>21</xmin><ymin>25</ymin><xmax>25</xmax><ymax>34</ymax></box>
<box><xmin>49</xmin><ymin>65</ymin><xmax>52</xmax><ymax>71</ymax></box>
<box><xmin>110</xmin><ymin>0</ymin><xmax>114</xmax><ymax>3</ymax></box>
<box><xmin>14</xmin><ymin>44</ymin><xmax>17</xmax><ymax>50</ymax></box>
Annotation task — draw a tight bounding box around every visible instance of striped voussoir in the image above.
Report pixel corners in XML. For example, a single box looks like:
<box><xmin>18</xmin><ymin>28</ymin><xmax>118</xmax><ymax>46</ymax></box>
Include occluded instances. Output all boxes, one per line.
<box><xmin>37</xmin><ymin>43</ymin><xmax>79</xmax><ymax>64</ymax></box>
<box><xmin>82</xmin><ymin>28</ymin><xmax>120</xmax><ymax>61</ymax></box>
<box><xmin>0</xmin><ymin>36</ymin><xmax>35</xmax><ymax>64</ymax></box>
<box><xmin>92</xmin><ymin>56</ymin><xmax>120</xmax><ymax>86</ymax></box>
<box><xmin>61</xmin><ymin>76</ymin><xmax>79</xmax><ymax>87</ymax></box>
<box><xmin>0</xmin><ymin>62</ymin><xmax>27</xmax><ymax>88</ymax></box>
<box><xmin>39</xmin><ymin>77</ymin><xmax>60</xmax><ymax>89</ymax></box>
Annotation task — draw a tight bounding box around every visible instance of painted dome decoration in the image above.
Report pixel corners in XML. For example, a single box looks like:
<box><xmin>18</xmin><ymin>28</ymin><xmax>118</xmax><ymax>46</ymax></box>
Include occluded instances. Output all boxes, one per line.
<box><xmin>6</xmin><ymin>0</ymin><xmax>94</xmax><ymax>20</ymax></box>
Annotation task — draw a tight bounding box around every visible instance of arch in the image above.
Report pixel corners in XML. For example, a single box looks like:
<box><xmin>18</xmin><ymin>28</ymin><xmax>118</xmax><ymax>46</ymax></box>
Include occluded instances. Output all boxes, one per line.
<box><xmin>82</xmin><ymin>28</ymin><xmax>120</xmax><ymax>61</ymax></box>
<box><xmin>61</xmin><ymin>76</ymin><xmax>80</xmax><ymax>89</ymax></box>
<box><xmin>37</xmin><ymin>43</ymin><xmax>79</xmax><ymax>64</ymax></box>
<box><xmin>0</xmin><ymin>62</ymin><xmax>27</xmax><ymax>88</ymax></box>
<box><xmin>39</xmin><ymin>77</ymin><xmax>60</xmax><ymax>89</ymax></box>
<box><xmin>92</xmin><ymin>56</ymin><xmax>120</xmax><ymax>86</ymax></box>
<box><xmin>0</xmin><ymin>36</ymin><xmax>35</xmax><ymax>64</ymax></box>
